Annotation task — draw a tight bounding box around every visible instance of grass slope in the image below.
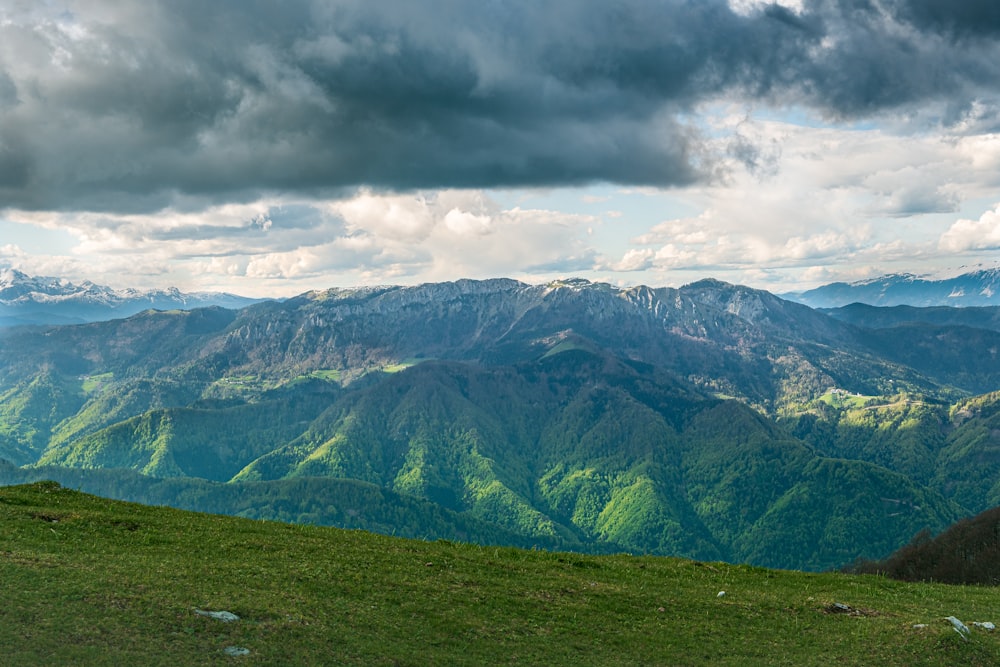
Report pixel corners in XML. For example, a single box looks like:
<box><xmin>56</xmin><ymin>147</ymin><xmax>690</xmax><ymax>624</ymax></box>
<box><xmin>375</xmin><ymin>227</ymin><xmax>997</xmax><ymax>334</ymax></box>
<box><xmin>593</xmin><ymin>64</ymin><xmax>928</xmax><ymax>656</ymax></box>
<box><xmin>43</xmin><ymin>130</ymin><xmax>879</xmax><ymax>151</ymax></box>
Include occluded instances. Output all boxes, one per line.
<box><xmin>3</xmin><ymin>482</ymin><xmax>1000</xmax><ymax>666</ymax></box>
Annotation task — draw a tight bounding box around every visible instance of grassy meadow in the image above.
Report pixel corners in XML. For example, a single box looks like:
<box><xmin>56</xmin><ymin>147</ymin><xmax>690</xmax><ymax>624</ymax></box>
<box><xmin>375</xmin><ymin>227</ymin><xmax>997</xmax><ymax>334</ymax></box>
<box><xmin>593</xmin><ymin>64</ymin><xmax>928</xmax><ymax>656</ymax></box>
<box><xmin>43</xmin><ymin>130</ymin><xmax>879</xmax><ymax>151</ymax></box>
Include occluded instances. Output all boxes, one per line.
<box><xmin>3</xmin><ymin>481</ymin><xmax>1000</xmax><ymax>665</ymax></box>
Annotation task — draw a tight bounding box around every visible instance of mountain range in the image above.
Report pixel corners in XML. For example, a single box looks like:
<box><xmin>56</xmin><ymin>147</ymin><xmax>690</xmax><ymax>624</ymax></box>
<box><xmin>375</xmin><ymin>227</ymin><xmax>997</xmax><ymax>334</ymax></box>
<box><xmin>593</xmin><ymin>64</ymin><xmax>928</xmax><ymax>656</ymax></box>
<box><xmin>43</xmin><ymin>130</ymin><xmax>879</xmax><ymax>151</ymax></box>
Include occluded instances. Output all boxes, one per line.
<box><xmin>0</xmin><ymin>268</ymin><xmax>263</xmax><ymax>327</ymax></box>
<box><xmin>3</xmin><ymin>275</ymin><xmax>1000</xmax><ymax>571</ymax></box>
<box><xmin>5</xmin><ymin>266</ymin><xmax>1000</xmax><ymax>327</ymax></box>
<box><xmin>786</xmin><ymin>268</ymin><xmax>1000</xmax><ymax>308</ymax></box>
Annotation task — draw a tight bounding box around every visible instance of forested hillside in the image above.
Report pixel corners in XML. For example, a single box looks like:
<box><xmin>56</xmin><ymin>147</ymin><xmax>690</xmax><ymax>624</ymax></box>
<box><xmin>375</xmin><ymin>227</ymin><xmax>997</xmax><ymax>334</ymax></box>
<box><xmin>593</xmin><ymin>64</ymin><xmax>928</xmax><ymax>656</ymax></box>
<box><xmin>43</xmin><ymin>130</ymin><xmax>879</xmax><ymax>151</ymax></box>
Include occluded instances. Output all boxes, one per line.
<box><xmin>2</xmin><ymin>278</ymin><xmax>1000</xmax><ymax>571</ymax></box>
<box><xmin>850</xmin><ymin>502</ymin><xmax>1000</xmax><ymax>586</ymax></box>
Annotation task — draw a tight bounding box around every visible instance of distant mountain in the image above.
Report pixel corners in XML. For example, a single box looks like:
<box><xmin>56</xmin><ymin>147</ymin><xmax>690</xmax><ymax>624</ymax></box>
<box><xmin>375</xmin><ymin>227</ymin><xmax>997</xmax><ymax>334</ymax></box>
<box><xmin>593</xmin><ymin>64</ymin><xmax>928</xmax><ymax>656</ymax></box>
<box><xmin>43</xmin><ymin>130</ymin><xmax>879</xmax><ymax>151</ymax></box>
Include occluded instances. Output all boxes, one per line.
<box><xmin>786</xmin><ymin>269</ymin><xmax>1000</xmax><ymax>308</ymax></box>
<box><xmin>0</xmin><ymin>276</ymin><xmax>935</xmax><ymax>407</ymax></box>
<box><xmin>5</xmin><ymin>276</ymin><xmax>1000</xmax><ymax>570</ymax></box>
<box><xmin>0</xmin><ymin>268</ymin><xmax>264</xmax><ymax>326</ymax></box>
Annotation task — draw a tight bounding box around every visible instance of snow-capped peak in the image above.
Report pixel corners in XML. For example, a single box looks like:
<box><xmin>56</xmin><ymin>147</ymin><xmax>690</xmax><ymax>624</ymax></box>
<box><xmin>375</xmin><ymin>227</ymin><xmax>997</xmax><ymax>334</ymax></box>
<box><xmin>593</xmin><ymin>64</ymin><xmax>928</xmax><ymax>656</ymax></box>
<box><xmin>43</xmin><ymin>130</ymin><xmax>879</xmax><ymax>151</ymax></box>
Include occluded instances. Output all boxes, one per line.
<box><xmin>0</xmin><ymin>271</ymin><xmax>263</xmax><ymax>327</ymax></box>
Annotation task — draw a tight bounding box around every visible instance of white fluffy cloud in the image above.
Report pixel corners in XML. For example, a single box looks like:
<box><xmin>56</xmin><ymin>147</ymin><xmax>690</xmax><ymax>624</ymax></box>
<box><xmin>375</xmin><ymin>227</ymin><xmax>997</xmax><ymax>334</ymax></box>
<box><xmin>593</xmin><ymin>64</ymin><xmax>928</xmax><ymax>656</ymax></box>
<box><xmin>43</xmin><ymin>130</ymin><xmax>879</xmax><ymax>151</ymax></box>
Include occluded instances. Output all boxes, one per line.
<box><xmin>727</xmin><ymin>0</ymin><xmax>803</xmax><ymax>17</ymax></box>
<box><xmin>0</xmin><ymin>243</ymin><xmax>25</xmax><ymax>259</ymax></box>
<box><xmin>1</xmin><ymin>189</ymin><xmax>601</xmax><ymax>293</ymax></box>
<box><xmin>608</xmin><ymin>249</ymin><xmax>655</xmax><ymax>272</ymax></box>
<box><xmin>595</xmin><ymin>112</ymin><xmax>1000</xmax><ymax>288</ymax></box>
<box><xmin>443</xmin><ymin>209</ymin><xmax>494</xmax><ymax>236</ymax></box>
<box><xmin>334</xmin><ymin>193</ymin><xmax>437</xmax><ymax>242</ymax></box>
<box><xmin>939</xmin><ymin>205</ymin><xmax>1000</xmax><ymax>252</ymax></box>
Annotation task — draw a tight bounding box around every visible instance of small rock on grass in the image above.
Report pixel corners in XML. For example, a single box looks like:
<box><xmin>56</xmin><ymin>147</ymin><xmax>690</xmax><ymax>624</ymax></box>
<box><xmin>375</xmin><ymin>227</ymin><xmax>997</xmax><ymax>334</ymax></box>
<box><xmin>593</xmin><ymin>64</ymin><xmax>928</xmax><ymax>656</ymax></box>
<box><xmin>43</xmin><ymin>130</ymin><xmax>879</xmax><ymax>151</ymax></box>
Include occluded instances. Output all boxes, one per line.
<box><xmin>194</xmin><ymin>609</ymin><xmax>240</xmax><ymax>622</ymax></box>
<box><xmin>223</xmin><ymin>646</ymin><xmax>251</xmax><ymax>657</ymax></box>
<box><xmin>945</xmin><ymin>616</ymin><xmax>971</xmax><ymax>640</ymax></box>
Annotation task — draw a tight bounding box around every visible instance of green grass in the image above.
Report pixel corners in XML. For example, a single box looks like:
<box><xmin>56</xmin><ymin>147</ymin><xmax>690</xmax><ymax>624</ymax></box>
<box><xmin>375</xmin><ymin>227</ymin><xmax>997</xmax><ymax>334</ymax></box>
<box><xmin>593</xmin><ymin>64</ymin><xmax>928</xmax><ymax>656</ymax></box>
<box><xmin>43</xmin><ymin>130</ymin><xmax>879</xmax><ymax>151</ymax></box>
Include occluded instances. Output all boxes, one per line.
<box><xmin>304</xmin><ymin>369</ymin><xmax>342</xmax><ymax>382</ymax></box>
<box><xmin>80</xmin><ymin>372</ymin><xmax>114</xmax><ymax>395</ymax></box>
<box><xmin>206</xmin><ymin>370</ymin><xmax>344</xmax><ymax>396</ymax></box>
<box><xmin>382</xmin><ymin>359</ymin><xmax>426</xmax><ymax>374</ymax></box>
<box><xmin>207</xmin><ymin>375</ymin><xmax>267</xmax><ymax>391</ymax></box>
<box><xmin>3</xmin><ymin>481</ymin><xmax>1000</xmax><ymax>665</ymax></box>
<box><xmin>817</xmin><ymin>389</ymin><xmax>878</xmax><ymax>410</ymax></box>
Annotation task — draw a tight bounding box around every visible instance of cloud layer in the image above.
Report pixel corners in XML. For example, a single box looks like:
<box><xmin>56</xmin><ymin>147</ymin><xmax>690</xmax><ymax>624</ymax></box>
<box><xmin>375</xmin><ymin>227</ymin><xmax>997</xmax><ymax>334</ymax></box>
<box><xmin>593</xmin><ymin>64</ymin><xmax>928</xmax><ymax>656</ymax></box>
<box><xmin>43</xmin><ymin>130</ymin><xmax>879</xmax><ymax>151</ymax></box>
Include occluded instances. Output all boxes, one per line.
<box><xmin>2</xmin><ymin>1</ymin><xmax>1000</xmax><ymax>294</ymax></box>
<box><xmin>2</xmin><ymin>0</ymin><xmax>1000</xmax><ymax>213</ymax></box>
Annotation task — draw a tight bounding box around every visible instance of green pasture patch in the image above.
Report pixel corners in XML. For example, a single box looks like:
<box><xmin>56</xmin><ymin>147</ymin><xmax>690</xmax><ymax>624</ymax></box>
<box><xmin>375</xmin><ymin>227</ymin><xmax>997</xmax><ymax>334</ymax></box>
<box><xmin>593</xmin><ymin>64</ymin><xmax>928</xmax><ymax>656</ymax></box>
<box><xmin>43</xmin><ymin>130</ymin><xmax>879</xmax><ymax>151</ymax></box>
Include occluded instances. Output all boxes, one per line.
<box><xmin>2</xmin><ymin>482</ymin><xmax>1000</xmax><ymax>665</ymax></box>
<box><xmin>382</xmin><ymin>359</ymin><xmax>426</xmax><ymax>373</ymax></box>
<box><xmin>817</xmin><ymin>389</ymin><xmax>879</xmax><ymax>410</ymax></box>
<box><xmin>80</xmin><ymin>373</ymin><xmax>114</xmax><ymax>395</ymax></box>
<box><xmin>305</xmin><ymin>369</ymin><xmax>342</xmax><ymax>381</ymax></box>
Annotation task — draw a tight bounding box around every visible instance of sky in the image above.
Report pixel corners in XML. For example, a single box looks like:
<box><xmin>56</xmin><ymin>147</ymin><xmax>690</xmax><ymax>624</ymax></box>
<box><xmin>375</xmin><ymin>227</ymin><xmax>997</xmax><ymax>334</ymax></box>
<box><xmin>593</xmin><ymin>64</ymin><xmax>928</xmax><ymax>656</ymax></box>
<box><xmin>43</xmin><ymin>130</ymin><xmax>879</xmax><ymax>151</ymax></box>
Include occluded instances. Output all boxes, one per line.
<box><xmin>2</xmin><ymin>0</ymin><xmax>1000</xmax><ymax>297</ymax></box>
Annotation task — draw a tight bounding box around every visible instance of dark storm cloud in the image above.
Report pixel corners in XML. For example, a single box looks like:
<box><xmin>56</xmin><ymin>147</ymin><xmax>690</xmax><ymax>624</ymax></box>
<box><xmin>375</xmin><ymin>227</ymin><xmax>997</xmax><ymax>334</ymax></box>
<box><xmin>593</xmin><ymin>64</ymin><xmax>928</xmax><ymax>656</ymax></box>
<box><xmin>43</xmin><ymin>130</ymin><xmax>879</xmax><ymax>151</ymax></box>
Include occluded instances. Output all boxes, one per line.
<box><xmin>0</xmin><ymin>0</ymin><xmax>998</xmax><ymax>213</ymax></box>
<box><xmin>891</xmin><ymin>0</ymin><xmax>1000</xmax><ymax>38</ymax></box>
